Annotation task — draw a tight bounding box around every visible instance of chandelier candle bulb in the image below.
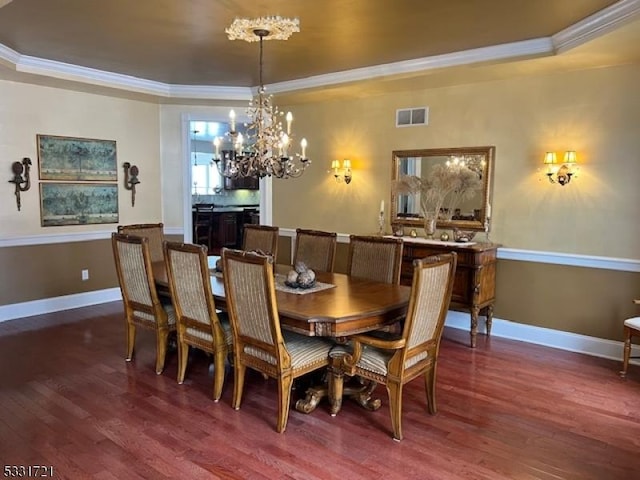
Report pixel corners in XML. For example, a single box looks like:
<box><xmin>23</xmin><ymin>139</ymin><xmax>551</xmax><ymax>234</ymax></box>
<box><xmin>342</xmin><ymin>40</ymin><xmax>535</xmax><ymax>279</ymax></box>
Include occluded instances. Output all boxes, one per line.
<box><xmin>380</xmin><ymin>200</ymin><xmax>385</xmax><ymax>214</ymax></box>
<box><xmin>301</xmin><ymin>138</ymin><xmax>307</xmax><ymax>158</ymax></box>
<box><xmin>213</xmin><ymin>137</ymin><xmax>220</xmax><ymax>157</ymax></box>
<box><xmin>286</xmin><ymin>112</ymin><xmax>293</xmax><ymax>135</ymax></box>
<box><xmin>229</xmin><ymin>110</ymin><xmax>236</xmax><ymax>133</ymax></box>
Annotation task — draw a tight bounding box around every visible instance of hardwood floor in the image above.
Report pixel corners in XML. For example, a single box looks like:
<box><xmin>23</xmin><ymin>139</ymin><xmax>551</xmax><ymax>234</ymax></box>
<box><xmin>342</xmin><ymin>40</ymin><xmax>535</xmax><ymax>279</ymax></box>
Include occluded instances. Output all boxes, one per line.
<box><xmin>1</xmin><ymin>302</ymin><xmax>639</xmax><ymax>479</ymax></box>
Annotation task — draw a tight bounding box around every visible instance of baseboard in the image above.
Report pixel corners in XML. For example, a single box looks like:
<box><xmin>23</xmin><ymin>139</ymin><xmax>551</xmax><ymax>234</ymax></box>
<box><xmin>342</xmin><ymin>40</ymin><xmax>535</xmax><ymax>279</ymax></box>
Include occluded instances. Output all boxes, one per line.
<box><xmin>0</xmin><ymin>288</ymin><xmax>122</xmax><ymax>323</ymax></box>
<box><xmin>444</xmin><ymin>311</ymin><xmax>637</xmax><ymax>364</ymax></box>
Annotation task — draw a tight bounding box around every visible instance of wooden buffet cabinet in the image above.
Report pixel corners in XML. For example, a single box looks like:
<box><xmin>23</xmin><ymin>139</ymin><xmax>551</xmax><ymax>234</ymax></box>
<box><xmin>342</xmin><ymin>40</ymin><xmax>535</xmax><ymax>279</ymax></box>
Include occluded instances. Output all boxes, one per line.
<box><xmin>400</xmin><ymin>239</ymin><xmax>499</xmax><ymax>347</ymax></box>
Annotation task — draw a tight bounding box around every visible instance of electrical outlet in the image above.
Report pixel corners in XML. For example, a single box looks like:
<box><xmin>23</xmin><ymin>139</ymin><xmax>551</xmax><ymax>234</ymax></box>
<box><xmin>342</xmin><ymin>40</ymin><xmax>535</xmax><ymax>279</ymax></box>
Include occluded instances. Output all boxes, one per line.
<box><xmin>81</xmin><ymin>269</ymin><xmax>89</xmax><ymax>281</ymax></box>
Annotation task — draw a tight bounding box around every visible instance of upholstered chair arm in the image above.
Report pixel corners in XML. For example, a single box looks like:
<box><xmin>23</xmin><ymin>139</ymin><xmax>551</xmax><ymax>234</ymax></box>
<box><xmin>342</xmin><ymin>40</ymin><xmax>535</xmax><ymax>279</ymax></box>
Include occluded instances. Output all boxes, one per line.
<box><xmin>342</xmin><ymin>334</ymin><xmax>406</xmax><ymax>372</ymax></box>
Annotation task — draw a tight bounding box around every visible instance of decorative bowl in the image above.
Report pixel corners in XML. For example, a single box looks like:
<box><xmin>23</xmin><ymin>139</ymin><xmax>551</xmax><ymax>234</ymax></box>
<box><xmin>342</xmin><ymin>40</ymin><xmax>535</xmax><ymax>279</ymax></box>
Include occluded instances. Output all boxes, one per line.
<box><xmin>452</xmin><ymin>228</ymin><xmax>476</xmax><ymax>242</ymax></box>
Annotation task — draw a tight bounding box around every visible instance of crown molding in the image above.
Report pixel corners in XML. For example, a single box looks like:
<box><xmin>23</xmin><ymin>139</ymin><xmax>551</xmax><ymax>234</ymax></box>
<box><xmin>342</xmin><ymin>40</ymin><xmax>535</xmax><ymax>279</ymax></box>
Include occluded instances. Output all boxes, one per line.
<box><xmin>552</xmin><ymin>0</ymin><xmax>640</xmax><ymax>53</ymax></box>
<box><xmin>0</xmin><ymin>1</ymin><xmax>636</xmax><ymax>98</ymax></box>
<box><xmin>267</xmin><ymin>38</ymin><xmax>553</xmax><ymax>94</ymax></box>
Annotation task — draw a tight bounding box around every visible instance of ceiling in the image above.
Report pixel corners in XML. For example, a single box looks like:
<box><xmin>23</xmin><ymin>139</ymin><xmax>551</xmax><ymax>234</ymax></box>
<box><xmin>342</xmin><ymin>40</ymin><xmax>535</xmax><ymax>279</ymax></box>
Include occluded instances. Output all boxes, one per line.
<box><xmin>0</xmin><ymin>0</ymin><xmax>638</xmax><ymax>100</ymax></box>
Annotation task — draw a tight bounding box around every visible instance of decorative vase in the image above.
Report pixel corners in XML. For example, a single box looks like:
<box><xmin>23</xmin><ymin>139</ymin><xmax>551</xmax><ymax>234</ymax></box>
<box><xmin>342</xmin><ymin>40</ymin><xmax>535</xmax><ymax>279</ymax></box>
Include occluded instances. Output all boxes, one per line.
<box><xmin>424</xmin><ymin>217</ymin><xmax>436</xmax><ymax>239</ymax></box>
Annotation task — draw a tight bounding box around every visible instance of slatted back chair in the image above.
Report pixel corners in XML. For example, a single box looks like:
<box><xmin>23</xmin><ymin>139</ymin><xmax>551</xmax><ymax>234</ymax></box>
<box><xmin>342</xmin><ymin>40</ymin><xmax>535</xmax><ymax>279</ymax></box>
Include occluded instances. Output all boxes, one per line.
<box><xmin>293</xmin><ymin>228</ymin><xmax>338</xmax><ymax>272</ymax></box>
<box><xmin>620</xmin><ymin>299</ymin><xmax>640</xmax><ymax>377</ymax></box>
<box><xmin>334</xmin><ymin>253</ymin><xmax>457</xmax><ymax>441</ymax></box>
<box><xmin>242</xmin><ymin>224</ymin><xmax>279</xmax><ymax>258</ymax></box>
<box><xmin>347</xmin><ymin>235</ymin><xmax>403</xmax><ymax>284</ymax></box>
<box><xmin>192</xmin><ymin>204</ymin><xmax>215</xmax><ymax>250</ymax></box>
<box><xmin>117</xmin><ymin>223</ymin><xmax>165</xmax><ymax>263</ymax></box>
<box><xmin>111</xmin><ymin>233</ymin><xmax>176</xmax><ymax>374</ymax></box>
<box><xmin>222</xmin><ymin>248</ymin><xmax>333</xmax><ymax>433</ymax></box>
<box><xmin>164</xmin><ymin>241</ymin><xmax>233</xmax><ymax>400</ymax></box>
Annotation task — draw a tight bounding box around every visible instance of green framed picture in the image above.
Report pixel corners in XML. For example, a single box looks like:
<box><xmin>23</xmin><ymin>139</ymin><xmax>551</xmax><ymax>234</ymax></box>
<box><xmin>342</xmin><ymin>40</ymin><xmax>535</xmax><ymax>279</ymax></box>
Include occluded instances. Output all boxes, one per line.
<box><xmin>40</xmin><ymin>183</ymin><xmax>119</xmax><ymax>226</ymax></box>
<box><xmin>37</xmin><ymin>134</ymin><xmax>117</xmax><ymax>182</ymax></box>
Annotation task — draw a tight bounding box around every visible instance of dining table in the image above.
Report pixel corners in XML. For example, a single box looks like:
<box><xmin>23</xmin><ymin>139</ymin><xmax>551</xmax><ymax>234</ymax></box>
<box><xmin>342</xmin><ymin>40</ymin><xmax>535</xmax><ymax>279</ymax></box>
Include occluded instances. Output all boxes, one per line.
<box><xmin>152</xmin><ymin>255</ymin><xmax>411</xmax><ymax>413</ymax></box>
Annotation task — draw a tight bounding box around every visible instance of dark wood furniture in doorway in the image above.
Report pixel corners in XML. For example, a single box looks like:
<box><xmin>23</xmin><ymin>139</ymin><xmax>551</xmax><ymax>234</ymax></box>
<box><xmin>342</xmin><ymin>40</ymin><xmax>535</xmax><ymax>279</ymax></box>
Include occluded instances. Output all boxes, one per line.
<box><xmin>399</xmin><ymin>239</ymin><xmax>499</xmax><ymax>348</ymax></box>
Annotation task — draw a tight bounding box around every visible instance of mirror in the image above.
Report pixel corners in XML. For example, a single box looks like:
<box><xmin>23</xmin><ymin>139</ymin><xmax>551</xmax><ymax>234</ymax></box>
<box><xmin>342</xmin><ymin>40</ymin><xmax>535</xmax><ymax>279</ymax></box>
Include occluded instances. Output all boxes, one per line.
<box><xmin>391</xmin><ymin>146</ymin><xmax>494</xmax><ymax>232</ymax></box>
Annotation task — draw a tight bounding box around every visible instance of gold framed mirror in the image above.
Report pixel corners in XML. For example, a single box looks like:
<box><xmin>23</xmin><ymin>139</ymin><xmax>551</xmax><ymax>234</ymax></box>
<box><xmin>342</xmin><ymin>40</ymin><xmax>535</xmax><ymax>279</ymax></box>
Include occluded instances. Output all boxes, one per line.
<box><xmin>391</xmin><ymin>146</ymin><xmax>495</xmax><ymax>232</ymax></box>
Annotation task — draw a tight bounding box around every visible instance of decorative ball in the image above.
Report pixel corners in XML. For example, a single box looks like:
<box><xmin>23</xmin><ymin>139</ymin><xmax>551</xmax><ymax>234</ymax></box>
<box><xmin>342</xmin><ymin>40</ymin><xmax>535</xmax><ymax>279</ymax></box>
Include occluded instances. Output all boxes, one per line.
<box><xmin>297</xmin><ymin>270</ymin><xmax>316</xmax><ymax>288</ymax></box>
<box><xmin>440</xmin><ymin>232</ymin><xmax>450</xmax><ymax>241</ymax></box>
<box><xmin>286</xmin><ymin>270</ymin><xmax>299</xmax><ymax>284</ymax></box>
<box><xmin>294</xmin><ymin>261</ymin><xmax>308</xmax><ymax>274</ymax></box>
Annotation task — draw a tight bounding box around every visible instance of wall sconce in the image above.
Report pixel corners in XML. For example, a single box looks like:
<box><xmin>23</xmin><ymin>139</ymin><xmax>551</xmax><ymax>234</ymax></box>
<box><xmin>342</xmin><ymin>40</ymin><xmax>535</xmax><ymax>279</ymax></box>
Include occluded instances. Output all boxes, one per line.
<box><xmin>331</xmin><ymin>158</ymin><xmax>352</xmax><ymax>184</ymax></box>
<box><xmin>9</xmin><ymin>157</ymin><xmax>32</xmax><ymax>211</ymax></box>
<box><xmin>543</xmin><ymin>151</ymin><xmax>577</xmax><ymax>186</ymax></box>
<box><xmin>122</xmin><ymin>162</ymin><xmax>140</xmax><ymax>206</ymax></box>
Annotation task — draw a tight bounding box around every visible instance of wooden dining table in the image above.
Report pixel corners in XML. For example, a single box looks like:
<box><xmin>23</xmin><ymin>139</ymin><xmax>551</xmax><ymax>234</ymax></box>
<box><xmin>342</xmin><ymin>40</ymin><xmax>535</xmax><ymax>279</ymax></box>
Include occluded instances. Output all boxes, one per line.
<box><xmin>153</xmin><ymin>256</ymin><xmax>411</xmax><ymax>413</ymax></box>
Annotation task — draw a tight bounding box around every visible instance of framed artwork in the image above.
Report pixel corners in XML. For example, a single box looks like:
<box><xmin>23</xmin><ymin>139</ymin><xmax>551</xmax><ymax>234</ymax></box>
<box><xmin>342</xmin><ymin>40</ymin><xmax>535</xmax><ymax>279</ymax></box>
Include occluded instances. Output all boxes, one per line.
<box><xmin>37</xmin><ymin>134</ymin><xmax>117</xmax><ymax>182</ymax></box>
<box><xmin>40</xmin><ymin>183</ymin><xmax>119</xmax><ymax>226</ymax></box>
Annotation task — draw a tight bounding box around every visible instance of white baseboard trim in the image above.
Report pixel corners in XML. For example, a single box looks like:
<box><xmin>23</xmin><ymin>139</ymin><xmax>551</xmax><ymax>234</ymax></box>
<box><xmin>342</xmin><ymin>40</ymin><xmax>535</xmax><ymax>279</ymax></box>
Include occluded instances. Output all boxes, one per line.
<box><xmin>0</xmin><ymin>288</ymin><xmax>122</xmax><ymax>323</ymax></box>
<box><xmin>444</xmin><ymin>311</ymin><xmax>637</xmax><ymax>364</ymax></box>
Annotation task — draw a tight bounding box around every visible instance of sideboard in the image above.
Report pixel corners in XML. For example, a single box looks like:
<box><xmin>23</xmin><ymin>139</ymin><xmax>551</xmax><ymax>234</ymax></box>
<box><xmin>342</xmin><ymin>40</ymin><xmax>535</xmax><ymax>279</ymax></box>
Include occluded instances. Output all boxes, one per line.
<box><xmin>399</xmin><ymin>238</ymin><xmax>499</xmax><ymax>347</ymax></box>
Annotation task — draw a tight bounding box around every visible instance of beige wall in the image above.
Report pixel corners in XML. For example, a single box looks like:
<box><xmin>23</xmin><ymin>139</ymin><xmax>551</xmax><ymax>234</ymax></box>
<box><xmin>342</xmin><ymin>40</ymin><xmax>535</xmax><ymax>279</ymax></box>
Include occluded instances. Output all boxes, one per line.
<box><xmin>1</xmin><ymin>64</ymin><xmax>639</xmax><ymax>343</ymax></box>
<box><xmin>0</xmin><ymin>79</ymin><xmax>163</xmax><ymax>235</ymax></box>
<box><xmin>274</xmin><ymin>63</ymin><xmax>640</xmax><ymax>259</ymax></box>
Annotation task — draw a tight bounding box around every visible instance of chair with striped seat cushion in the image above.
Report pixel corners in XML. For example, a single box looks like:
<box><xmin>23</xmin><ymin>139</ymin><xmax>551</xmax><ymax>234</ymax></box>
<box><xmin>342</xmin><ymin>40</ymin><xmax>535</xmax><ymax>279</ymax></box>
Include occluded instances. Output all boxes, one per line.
<box><xmin>293</xmin><ymin>228</ymin><xmax>337</xmax><ymax>272</ymax></box>
<box><xmin>111</xmin><ymin>233</ymin><xmax>176</xmax><ymax>374</ymax></box>
<box><xmin>620</xmin><ymin>299</ymin><xmax>640</xmax><ymax>377</ymax></box>
<box><xmin>164</xmin><ymin>241</ymin><xmax>233</xmax><ymax>401</ymax></box>
<box><xmin>242</xmin><ymin>224</ymin><xmax>279</xmax><ymax>259</ymax></box>
<box><xmin>332</xmin><ymin>252</ymin><xmax>457</xmax><ymax>441</ymax></box>
<box><xmin>222</xmin><ymin>248</ymin><xmax>333</xmax><ymax>433</ymax></box>
<box><xmin>117</xmin><ymin>223</ymin><xmax>165</xmax><ymax>263</ymax></box>
<box><xmin>347</xmin><ymin>235</ymin><xmax>403</xmax><ymax>285</ymax></box>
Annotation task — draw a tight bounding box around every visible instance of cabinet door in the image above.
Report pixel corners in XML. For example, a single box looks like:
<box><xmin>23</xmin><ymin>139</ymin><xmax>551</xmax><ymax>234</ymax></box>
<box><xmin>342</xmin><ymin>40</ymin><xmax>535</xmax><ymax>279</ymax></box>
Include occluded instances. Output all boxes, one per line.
<box><xmin>224</xmin><ymin>176</ymin><xmax>259</xmax><ymax>190</ymax></box>
<box><xmin>219</xmin><ymin>213</ymin><xmax>238</xmax><ymax>247</ymax></box>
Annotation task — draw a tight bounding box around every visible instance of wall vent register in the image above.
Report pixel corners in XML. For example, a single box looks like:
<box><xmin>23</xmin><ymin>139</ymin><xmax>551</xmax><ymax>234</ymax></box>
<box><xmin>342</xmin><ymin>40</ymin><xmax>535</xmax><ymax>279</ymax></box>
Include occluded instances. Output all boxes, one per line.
<box><xmin>396</xmin><ymin>107</ymin><xmax>429</xmax><ymax>127</ymax></box>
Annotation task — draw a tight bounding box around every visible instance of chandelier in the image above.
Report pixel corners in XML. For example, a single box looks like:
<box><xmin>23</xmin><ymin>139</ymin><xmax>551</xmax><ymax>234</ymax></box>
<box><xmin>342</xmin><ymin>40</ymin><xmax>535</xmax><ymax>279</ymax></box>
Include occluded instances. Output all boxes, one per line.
<box><xmin>445</xmin><ymin>154</ymin><xmax>486</xmax><ymax>179</ymax></box>
<box><xmin>212</xmin><ymin>16</ymin><xmax>310</xmax><ymax>180</ymax></box>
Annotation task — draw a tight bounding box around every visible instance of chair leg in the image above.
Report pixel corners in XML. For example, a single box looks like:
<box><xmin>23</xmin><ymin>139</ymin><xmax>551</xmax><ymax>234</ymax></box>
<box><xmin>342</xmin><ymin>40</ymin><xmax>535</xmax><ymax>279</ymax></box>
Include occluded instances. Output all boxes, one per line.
<box><xmin>155</xmin><ymin>328</ymin><xmax>169</xmax><ymax>375</ymax></box>
<box><xmin>177</xmin><ymin>340</ymin><xmax>189</xmax><ymax>384</ymax></box>
<box><xmin>232</xmin><ymin>362</ymin><xmax>246</xmax><ymax>410</ymax></box>
<box><xmin>126</xmin><ymin>321</ymin><xmax>136</xmax><ymax>361</ymax></box>
<box><xmin>277</xmin><ymin>373</ymin><xmax>294</xmax><ymax>433</ymax></box>
<box><xmin>212</xmin><ymin>348</ymin><xmax>227</xmax><ymax>402</ymax></box>
<box><xmin>386</xmin><ymin>380</ymin><xmax>404</xmax><ymax>441</ymax></box>
<box><xmin>620</xmin><ymin>326</ymin><xmax>632</xmax><ymax>377</ymax></box>
<box><xmin>424</xmin><ymin>364</ymin><xmax>437</xmax><ymax>414</ymax></box>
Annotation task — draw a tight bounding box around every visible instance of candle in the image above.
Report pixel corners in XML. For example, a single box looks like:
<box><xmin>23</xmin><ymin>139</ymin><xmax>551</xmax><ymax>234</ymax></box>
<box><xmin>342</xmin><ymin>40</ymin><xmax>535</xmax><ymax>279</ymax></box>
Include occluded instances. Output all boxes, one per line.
<box><xmin>380</xmin><ymin>200</ymin><xmax>385</xmax><ymax>214</ymax></box>
<box><xmin>229</xmin><ymin>109</ymin><xmax>236</xmax><ymax>132</ymax></box>
<box><xmin>286</xmin><ymin>112</ymin><xmax>293</xmax><ymax>135</ymax></box>
<box><xmin>281</xmin><ymin>133</ymin><xmax>289</xmax><ymax>158</ymax></box>
<box><xmin>213</xmin><ymin>137</ymin><xmax>220</xmax><ymax>157</ymax></box>
<box><xmin>487</xmin><ymin>203</ymin><xmax>492</xmax><ymax>218</ymax></box>
<box><xmin>300</xmin><ymin>138</ymin><xmax>307</xmax><ymax>158</ymax></box>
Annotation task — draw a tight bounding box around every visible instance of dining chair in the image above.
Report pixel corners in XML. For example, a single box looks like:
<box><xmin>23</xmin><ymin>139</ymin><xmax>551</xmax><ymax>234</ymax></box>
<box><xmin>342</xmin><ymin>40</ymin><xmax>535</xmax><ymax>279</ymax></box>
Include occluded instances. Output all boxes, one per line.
<box><xmin>222</xmin><ymin>248</ymin><xmax>333</xmax><ymax>433</ymax></box>
<box><xmin>347</xmin><ymin>235</ymin><xmax>403</xmax><ymax>284</ymax></box>
<box><xmin>332</xmin><ymin>252</ymin><xmax>457</xmax><ymax>441</ymax></box>
<box><xmin>111</xmin><ymin>233</ymin><xmax>176</xmax><ymax>374</ymax></box>
<box><xmin>242</xmin><ymin>224</ymin><xmax>279</xmax><ymax>258</ymax></box>
<box><xmin>164</xmin><ymin>241</ymin><xmax>233</xmax><ymax>400</ymax></box>
<box><xmin>293</xmin><ymin>228</ymin><xmax>337</xmax><ymax>272</ymax></box>
<box><xmin>620</xmin><ymin>298</ymin><xmax>640</xmax><ymax>377</ymax></box>
<box><xmin>117</xmin><ymin>223</ymin><xmax>165</xmax><ymax>263</ymax></box>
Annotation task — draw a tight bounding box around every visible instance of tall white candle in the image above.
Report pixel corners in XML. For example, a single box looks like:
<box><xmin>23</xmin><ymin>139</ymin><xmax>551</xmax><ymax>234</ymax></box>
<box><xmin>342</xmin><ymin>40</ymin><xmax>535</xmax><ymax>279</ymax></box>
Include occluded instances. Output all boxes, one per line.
<box><xmin>380</xmin><ymin>200</ymin><xmax>385</xmax><ymax>214</ymax></box>
<box><xmin>487</xmin><ymin>203</ymin><xmax>492</xmax><ymax>218</ymax></box>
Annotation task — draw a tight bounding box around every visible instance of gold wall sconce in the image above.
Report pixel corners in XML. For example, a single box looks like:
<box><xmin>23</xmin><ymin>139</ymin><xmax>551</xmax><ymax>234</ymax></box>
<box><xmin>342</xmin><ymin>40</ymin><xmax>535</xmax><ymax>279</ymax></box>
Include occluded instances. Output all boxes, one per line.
<box><xmin>331</xmin><ymin>158</ymin><xmax>352</xmax><ymax>184</ymax></box>
<box><xmin>9</xmin><ymin>157</ymin><xmax>32</xmax><ymax>211</ymax></box>
<box><xmin>543</xmin><ymin>151</ymin><xmax>577</xmax><ymax>186</ymax></box>
<box><xmin>122</xmin><ymin>162</ymin><xmax>140</xmax><ymax>206</ymax></box>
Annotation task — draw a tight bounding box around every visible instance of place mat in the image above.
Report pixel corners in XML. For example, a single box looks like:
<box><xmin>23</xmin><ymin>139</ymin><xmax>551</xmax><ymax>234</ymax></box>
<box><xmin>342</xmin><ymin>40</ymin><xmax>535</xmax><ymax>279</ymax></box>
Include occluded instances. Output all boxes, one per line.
<box><xmin>209</xmin><ymin>270</ymin><xmax>336</xmax><ymax>295</ymax></box>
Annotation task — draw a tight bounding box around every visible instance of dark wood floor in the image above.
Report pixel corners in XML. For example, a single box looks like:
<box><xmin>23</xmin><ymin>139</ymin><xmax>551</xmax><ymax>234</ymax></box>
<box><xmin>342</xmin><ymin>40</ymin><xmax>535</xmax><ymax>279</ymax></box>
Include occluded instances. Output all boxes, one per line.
<box><xmin>1</xmin><ymin>302</ymin><xmax>639</xmax><ymax>479</ymax></box>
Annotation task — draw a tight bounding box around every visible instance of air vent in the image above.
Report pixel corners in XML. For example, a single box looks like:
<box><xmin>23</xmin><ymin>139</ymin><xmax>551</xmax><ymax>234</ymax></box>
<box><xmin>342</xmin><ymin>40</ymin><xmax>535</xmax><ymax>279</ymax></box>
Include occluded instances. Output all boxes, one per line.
<box><xmin>396</xmin><ymin>107</ymin><xmax>429</xmax><ymax>127</ymax></box>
